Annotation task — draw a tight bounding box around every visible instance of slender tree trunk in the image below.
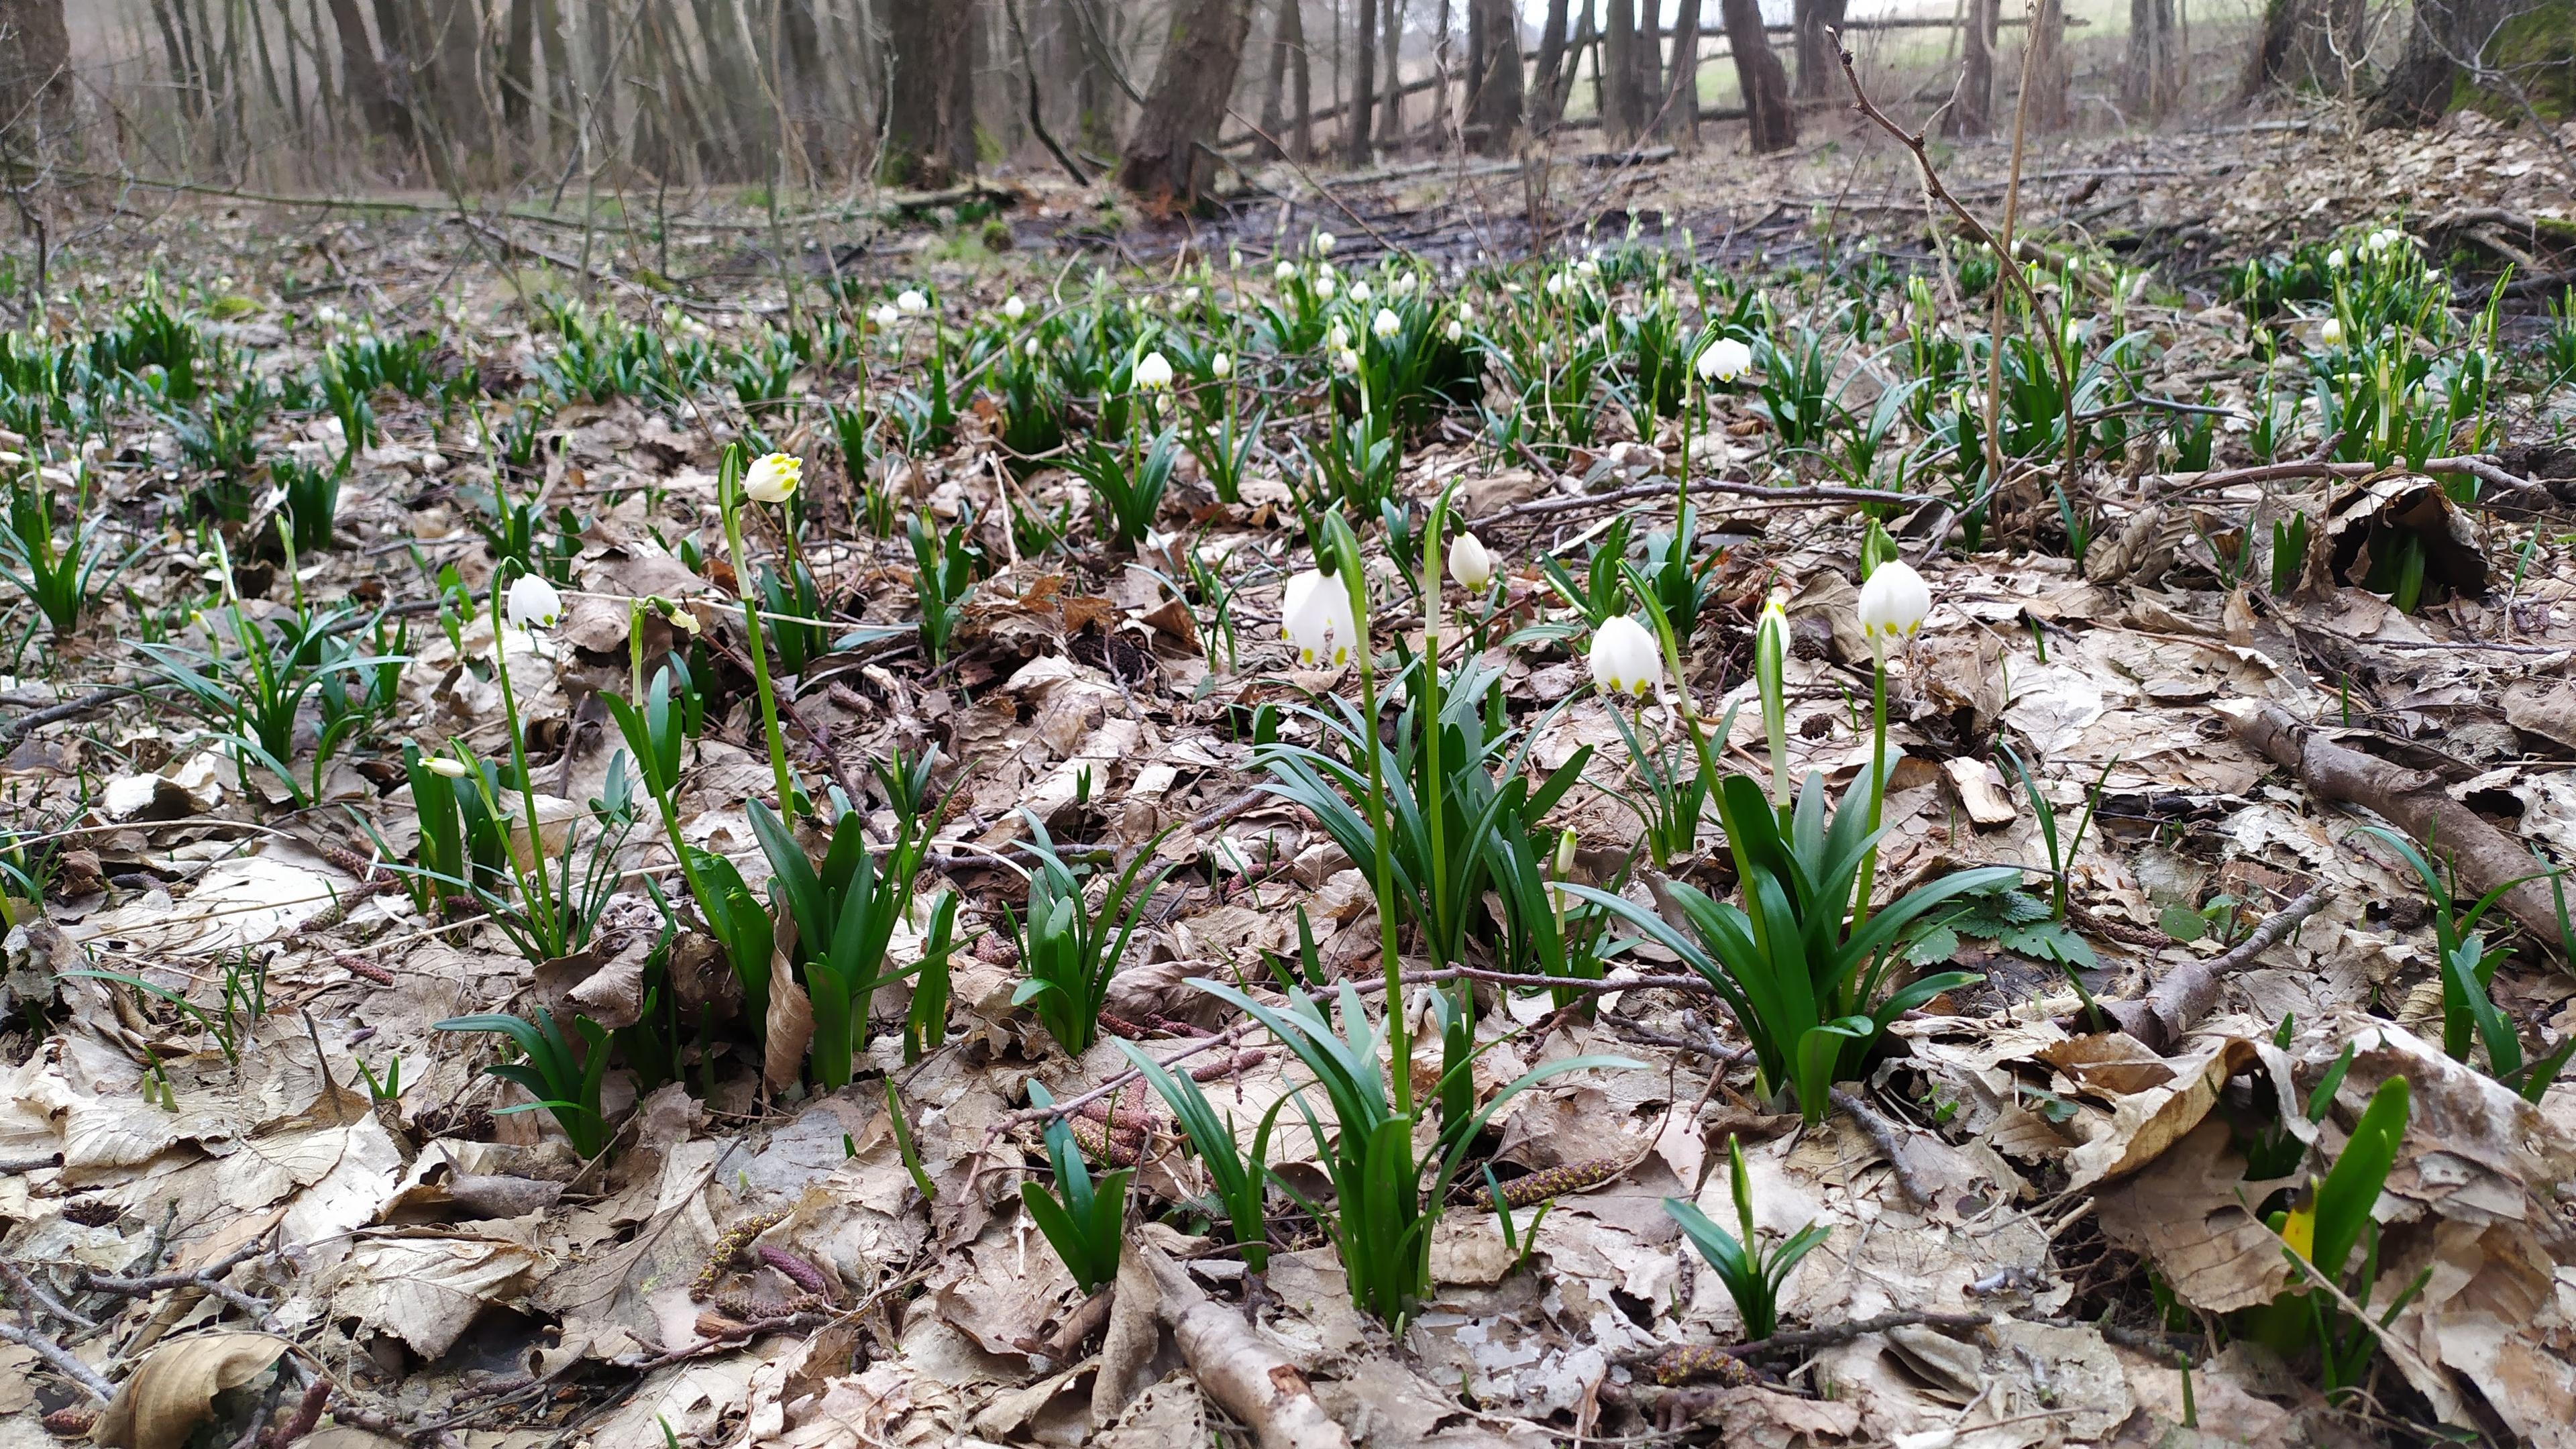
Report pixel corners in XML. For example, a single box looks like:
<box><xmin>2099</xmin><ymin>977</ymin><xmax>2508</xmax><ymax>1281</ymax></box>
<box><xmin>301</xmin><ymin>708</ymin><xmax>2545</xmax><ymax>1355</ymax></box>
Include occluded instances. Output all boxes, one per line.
<box><xmin>1288</xmin><ymin>0</ymin><xmax>1311</xmax><ymax>156</ymax></box>
<box><xmin>1378</xmin><ymin>0</ymin><xmax>1403</xmax><ymax>146</ymax></box>
<box><xmin>1631</xmin><ymin>0</ymin><xmax>1659</xmax><ymax>125</ymax></box>
<box><xmin>1465</xmin><ymin>0</ymin><xmax>1521</xmax><ymax>153</ymax></box>
<box><xmin>1660</xmin><ymin>0</ymin><xmax>1699</xmax><ymax>144</ymax></box>
<box><xmin>1119</xmin><ymin>0</ymin><xmax>1256</xmax><ymax>203</ymax></box>
<box><xmin>1529</xmin><ymin>0</ymin><xmax>1571</xmax><ymax>129</ymax></box>
<box><xmin>882</xmin><ymin>0</ymin><xmax>975</xmax><ymax>184</ymax></box>
<box><xmin>502</xmin><ymin>0</ymin><xmax>537</xmax><ymax>138</ymax></box>
<box><xmin>1792</xmin><ymin>0</ymin><xmax>1845</xmax><ymax>97</ymax></box>
<box><xmin>1601</xmin><ymin>0</ymin><xmax>1635</xmax><ymax>140</ymax></box>
<box><xmin>418</xmin><ymin>0</ymin><xmax>489</xmax><ymax>156</ymax></box>
<box><xmin>1346</xmin><ymin>0</ymin><xmax>1375</xmax><ymax>160</ymax></box>
<box><xmin>2029</xmin><ymin>0</ymin><xmax>2070</xmax><ymax>127</ymax></box>
<box><xmin>2122</xmin><ymin>0</ymin><xmax>2183</xmax><ymax>119</ymax></box>
<box><xmin>1719</xmin><ymin>0</ymin><xmax>1792</xmax><ymax>150</ymax></box>
<box><xmin>1258</xmin><ymin>0</ymin><xmax>1291</xmax><ymax>154</ymax></box>
<box><xmin>1065</xmin><ymin>0</ymin><xmax>1118</xmax><ymax>156</ymax></box>
<box><xmin>1949</xmin><ymin>0</ymin><xmax>1995</xmax><ymax>136</ymax></box>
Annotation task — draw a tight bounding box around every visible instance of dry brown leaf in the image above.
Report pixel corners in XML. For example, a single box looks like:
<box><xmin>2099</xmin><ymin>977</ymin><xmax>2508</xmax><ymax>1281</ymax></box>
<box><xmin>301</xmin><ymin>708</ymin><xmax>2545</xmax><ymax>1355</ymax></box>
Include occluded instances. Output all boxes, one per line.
<box><xmin>90</xmin><ymin>1332</ymin><xmax>286</xmax><ymax>1449</ymax></box>
<box><xmin>2096</xmin><ymin>1118</ymin><xmax>2297</xmax><ymax>1313</ymax></box>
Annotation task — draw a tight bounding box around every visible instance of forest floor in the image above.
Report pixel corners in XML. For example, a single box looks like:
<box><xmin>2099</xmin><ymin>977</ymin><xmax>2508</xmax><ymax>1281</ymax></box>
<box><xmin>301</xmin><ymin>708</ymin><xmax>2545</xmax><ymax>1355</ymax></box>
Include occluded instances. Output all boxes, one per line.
<box><xmin>3</xmin><ymin>100</ymin><xmax>2576</xmax><ymax>1449</ymax></box>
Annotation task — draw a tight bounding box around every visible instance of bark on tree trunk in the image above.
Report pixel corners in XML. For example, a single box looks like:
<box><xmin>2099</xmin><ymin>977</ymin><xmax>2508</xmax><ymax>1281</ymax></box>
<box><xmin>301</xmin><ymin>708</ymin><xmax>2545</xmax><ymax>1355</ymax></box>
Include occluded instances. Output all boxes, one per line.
<box><xmin>1065</xmin><ymin>0</ymin><xmax>1120</xmax><ymax>157</ymax></box>
<box><xmin>1118</xmin><ymin>0</ymin><xmax>1256</xmax><ymax>205</ymax></box>
<box><xmin>1659</xmin><ymin>0</ymin><xmax>1700</xmax><ymax>144</ymax></box>
<box><xmin>2367</xmin><ymin>0</ymin><xmax>2561</xmax><ymax>125</ymax></box>
<box><xmin>1377</xmin><ymin>0</ymin><xmax>1403</xmax><ymax>146</ymax></box>
<box><xmin>323</xmin><ymin>0</ymin><xmax>405</xmax><ymax>138</ymax></box>
<box><xmin>1258</xmin><ymin>0</ymin><xmax>1291</xmax><ymax>155</ymax></box>
<box><xmin>1529</xmin><ymin>0</ymin><xmax>1571</xmax><ymax>129</ymax></box>
<box><xmin>0</xmin><ymin>0</ymin><xmax>70</xmax><ymax>154</ymax></box>
<box><xmin>1601</xmin><ymin>0</ymin><xmax>1638</xmax><ymax>141</ymax></box>
<box><xmin>1720</xmin><ymin>0</ymin><xmax>1794</xmax><ymax>151</ymax></box>
<box><xmin>883</xmin><ymin>0</ymin><xmax>976</xmax><ymax>184</ymax></box>
<box><xmin>1792</xmin><ymin>0</ymin><xmax>1845</xmax><ymax>97</ymax></box>
<box><xmin>1630</xmin><ymin>1</ymin><xmax>1659</xmax><ymax>126</ymax></box>
<box><xmin>1464</xmin><ymin>0</ymin><xmax>1522</xmax><ymax>152</ymax></box>
<box><xmin>1346</xmin><ymin>0</ymin><xmax>1376</xmax><ymax>161</ymax></box>
<box><xmin>2121</xmin><ymin>0</ymin><xmax>2183</xmax><ymax>119</ymax></box>
<box><xmin>420</xmin><ymin>0</ymin><xmax>490</xmax><ymax>155</ymax></box>
<box><xmin>1949</xmin><ymin>0</ymin><xmax>1996</xmax><ymax>136</ymax></box>
<box><xmin>2029</xmin><ymin>0</ymin><xmax>2070</xmax><ymax>127</ymax></box>
<box><xmin>501</xmin><ymin>0</ymin><xmax>537</xmax><ymax>139</ymax></box>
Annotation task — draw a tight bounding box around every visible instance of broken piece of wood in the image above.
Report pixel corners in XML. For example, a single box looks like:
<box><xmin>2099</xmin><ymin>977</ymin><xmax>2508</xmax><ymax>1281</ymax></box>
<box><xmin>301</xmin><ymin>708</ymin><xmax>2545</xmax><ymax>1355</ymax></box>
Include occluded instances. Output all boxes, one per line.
<box><xmin>2220</xmin><ymin>700</ymin><xmax>2563</xmax><ymax>943</ymax></box>
<box><xmin>1143</xmin><ymin>1246</ymin><xmax>1350</xmax><ymax>1449</ymax></box>
<box><xmin>2102</xmin><ymin>887</ymin><xmax>2330</xmax><ymax>1054</ymax></box>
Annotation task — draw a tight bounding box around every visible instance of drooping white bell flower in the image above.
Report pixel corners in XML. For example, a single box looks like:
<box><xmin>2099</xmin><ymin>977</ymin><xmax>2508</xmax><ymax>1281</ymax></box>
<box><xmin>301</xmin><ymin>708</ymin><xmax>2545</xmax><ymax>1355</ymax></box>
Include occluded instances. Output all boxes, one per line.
<box><xmin>1328</xmin><ymin>322</ymin><xmax>1350</xmax><ymax>350</ymax></box>
<box><xmin>2320</xmin><ymin>317</ymin><xmax>2345</xmax><ymax>347</ymax></box>
<box><xmin>425</xmin><ymin>754</ymin><xmax>470</xmax><ymax>780</ymax></box>
<box><xmin>1371</xmin><ymin>307</ymin><xmax>1401</xmax><ymax>341</ymax></box>
<box><xmin>1589</xmin><ymin>615</ymin><xmax>1661</xmax><ymax>697</ymax></box>
<box><xmin>1349</xmin><ymin>280</ymin><xmax>1373</xmax><ymax>306</ymax></box>
<box><xmin>1282</xmin><ymin>569</ymin><xmax>1360</xmax><ymax>667</ymax></box>
<box><xmin>743</xmin><ymin>451</ymin><xmax>802</xmax><ymax>504</ymax></box>
<box><xmin>1316</xmin><ymin>272</ymin><xmax>1338</xmax><ymax>300</ymax></box>
<box><xmin>1695</xmin><ymin>337</ymin><xmax>1754</xmax><ymax>383</ymax></box>
<box><xmin>1854</xmin><ymin>559</ymin><xmax>1930</xmax><ymax>658</ymax></box>
<box><xmin>896</xmin><ymin>288</ymin><xmax>928</xmax><ymax>315</ymax></box>
<box><xmin>1315</xmin><ymin>231</ymin><xmax>1338</xmax><ymax>254</ymax></box>
<box><xmin>506</xmin><ymin>573</ymin><xmax>564</xmax><ymax>630</ymax></box>
<box><xmin>1448</xmin><ymin>533</ymin><xmax>1495</xmax><ymax>592</ymax></box>
<box><xmin>1210</xmin><ymin>352</ymin><xmax>1233</xmax><ymax>379</ymax></box>
<box><xmin>1002</xmin><ymin>295</ymin><xmax>1026</xmax><ymax>320</ymax></box>
<box><xmin>1134</xmin><ymin>352</ymin><xmax>1175</xmax><ymax>390</ymax></box>
<box><xmin>870</xmin><ymin>303</ymin><xmax>898</xmax><ymax>329</ymax></box>
<box><xmin>1444</xmin><ymin>319</ymin><xmax>1464</xmax><ymax>343</ymax></box>
<box><xmin>1276</xmin><ymin>259</ymin><xmax>1298</xmax><ymax>282</ymax></box>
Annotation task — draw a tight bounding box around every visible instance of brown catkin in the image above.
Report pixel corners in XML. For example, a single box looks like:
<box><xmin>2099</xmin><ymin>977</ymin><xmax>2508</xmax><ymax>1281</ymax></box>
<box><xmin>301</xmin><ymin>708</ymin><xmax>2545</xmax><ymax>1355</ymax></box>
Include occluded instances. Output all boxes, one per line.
<box><xmin>692</xmin><ymin>1210</ymin><xmax>788</xmax><ymax>1300</ymax></box>
<box><xmin>1649</xmin><ymin>1344</ymin><xmax>1756</xmax><ymax>1387</ymax></box>
<box><xmin>1474</xmin><ymin>1157</ymin><xmax>1627</xmax><ymax>1209</ymax></box>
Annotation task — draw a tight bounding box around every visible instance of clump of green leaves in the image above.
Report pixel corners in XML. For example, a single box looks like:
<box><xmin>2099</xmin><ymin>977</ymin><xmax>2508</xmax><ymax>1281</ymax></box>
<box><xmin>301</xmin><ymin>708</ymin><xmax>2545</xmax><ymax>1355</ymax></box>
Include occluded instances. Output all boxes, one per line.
<box><xmin>1021</xmin><ymin>1081</ymin><xmax>1130</xmax><ymax>1293</ymax></box>
<box><xmin>2248</xmin><ymin>1074</ymin><xmax>2426</xmax><ymax>1402</ymax></box>
<box><xmin>1120</xmin><ymin>1040</ymin><xmax>1275</xmax><ymax>1273</ymax></box>
<box><xmin>1666</xmin><ymin>1134</ymin><xmax>1829</xmax><ymax>1340</ymax></box>
<box><xmin>1567</xmin><ymin>771</ymin><xmax>2016</xmax><ymax>1125</ymax></box>
<box><xmin>435</xmin><ymin>1008</ymin><xmax>614</xmax><ymax>1159</ymax></box>
<box><xmin>2359</xmin><ymin>827</ymin><xmax>2575</xmax><ymax>1102</ymax></box>
<box><xmin>1009</xmin><ymin>812</ymin><xmax>1171</xmax><ymax>1057</ymax></box>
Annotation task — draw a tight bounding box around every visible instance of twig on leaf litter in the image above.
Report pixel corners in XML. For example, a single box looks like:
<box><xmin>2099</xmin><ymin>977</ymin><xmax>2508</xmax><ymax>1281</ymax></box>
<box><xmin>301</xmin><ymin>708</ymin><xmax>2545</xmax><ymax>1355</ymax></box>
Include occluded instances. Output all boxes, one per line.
<box><xmin>0</xmin><ymin>1318</ymin><xmax>114</xmax><ymax>1402</ymax></box>
<box><xmin>1827</xmin><ymin>1087</ymin><xmax>1939</xmax><ymax>1209</ymax></box>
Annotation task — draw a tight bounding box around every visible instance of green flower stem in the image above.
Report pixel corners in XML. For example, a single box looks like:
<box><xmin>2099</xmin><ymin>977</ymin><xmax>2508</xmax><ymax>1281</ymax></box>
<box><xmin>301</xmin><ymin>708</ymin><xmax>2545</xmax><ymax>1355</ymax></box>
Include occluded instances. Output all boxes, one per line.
<box><xmin>1324</xmin><ymin>513</ymin><xmax>1410</xmax><ymax>1118</ymax></box>
<box><xmin>488</xmin><ymin>580</ymin><xmax>555</xmax><ymax>925</ymax></box>
<box><xmin>1621</xmin><ymin>563</ymin><xmax>1724</xmax><ymax>807</ymax></box>
<box><xmin>1852</xmin><ymin>653</ymin><xmax>1890</xmax><ymax>934</ymax></box>
<box><xmin>718</xmin><ymin>445</ymin><xmax>798</xmax><ymax>813</ymax></box>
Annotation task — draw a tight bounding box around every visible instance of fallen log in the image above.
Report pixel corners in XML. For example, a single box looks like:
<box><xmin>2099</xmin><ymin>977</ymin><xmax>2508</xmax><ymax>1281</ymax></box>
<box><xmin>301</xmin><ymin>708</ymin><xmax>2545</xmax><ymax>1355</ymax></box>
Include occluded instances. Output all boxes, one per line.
<box><xmin>2219</xmin><ymin>700</ymin><xmax>2565</xmax><ymax>943</ymax></box>
<box><xmin>1144</xmin><ymin>1246</ymin><xmax>1349</xmax><ymax>1449</ymax></box>
<box><xmin>2103</xmin><ymin>887</ymin><xmax>2331</xmax><ymax>1053</ymax></box>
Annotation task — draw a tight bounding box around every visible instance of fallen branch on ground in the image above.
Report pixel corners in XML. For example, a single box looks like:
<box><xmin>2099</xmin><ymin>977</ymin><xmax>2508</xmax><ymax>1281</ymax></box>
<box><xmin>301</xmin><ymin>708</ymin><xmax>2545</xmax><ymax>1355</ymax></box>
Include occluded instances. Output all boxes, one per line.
<box><xmin>2221</xmin><ymin>699</ymin><xmax>2565</xmax><ymax>942</ymax></box>
<box><xmin>2102</xmin><ymin>887</ymin><xmax>2330</xmax><ymax>1053</ymax></box>
<box><xmin>1144</xmin><ymin>1246</ymin><xmax>1350</xmax><ymax>1449</ymax></box>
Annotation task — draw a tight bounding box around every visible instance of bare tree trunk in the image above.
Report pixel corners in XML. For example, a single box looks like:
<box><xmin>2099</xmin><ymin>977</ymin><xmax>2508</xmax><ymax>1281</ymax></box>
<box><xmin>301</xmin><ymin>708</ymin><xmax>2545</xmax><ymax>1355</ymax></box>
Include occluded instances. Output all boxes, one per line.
<box><xmin>0</xmin><ymin>0</ymin><xmax>71</xmax><ymax>154</ymax></box>
<box><xmin>1719</xmin><ymin>0</ymin><xmax>1792</xmax><ymax>150</ymax></box>
<box><xmin>1792</xmin><ymin>0</ymin><xmax>1845</xmax><ymax>97</ymax></box>
<box><xmin>1377</xmin><ymin>0</ymin><xmax>1403</xmax><ymax>146</ymax></box>
<box><xmin>1949</xmin><ymin>0</ymin><xmax>1995</xmax><ymax>136</ymax></box>
<box><xmin>1346</xmin><ymin>0</ymin><xmax>1375</xmax><ymax>160</ymax></box>
<box><xmin>502</xmin><ymin>0</ymin><xmax>537</xmax><ymax>140</ymax></box>
<box><xmin>1065</xmin><ymin>0</ymin><xmax>1119</xmax><ymax>156</ymax></box>
<box><xmin>2122</xmin><ymin>0</ymin><xmax>2182</xmax><ymax>119</ymax></box>
<box><xmin>1119</xmin><ymin>0</ymin><xmax>1254</xmax><ymax>202</ymax></box>
<box><xmin>1288</xmin><ymin>0</ymin><xmax>1311</xmax><ymax>156</ymax></box>
<box><xmin>1630</xmin><ymin>0</ymin><xmax>1659</xmax><ymax>125</ymax></box>
<box><xmin>1529</xmin><ymin>0</ymin><xmax>1571</xmax><ymax>129</ymax></box>
<box><xmin>419</xmin><ymin>0</ymin><xmax>489</xmax><ymax>156</ymax></box>
<box><xmin>1659</xmin><ymin>0</ymin><xmax>1699</xmax><ymax>144</ymax></box>
<box><xmin>2369</xmin><ymin>0</ymin><xmax>2553</xmax><ymax>126</ymax></box>
<box><xmin>1464</xmin><ymin>0</ymin><xmax>1521</xmax><ymax>153</ymax></box>
<box><xmin>2029</xmin><ymin>0</ymin><xmax>2070</xmax><ymax>127</ymax></box>
<box><xmin>883</xmin><ymin>0</ymin><xmax>975</xmax><ymax>184</ymax></box>
<box><xmin>1601</xmin><ymin>0</ymin><xmax>1636</xmax><ymax>140</ymax></box>
<box><xmin>1257</xmin><ymin>0</ymin><xmax>1290</xmax><ymax>154</ymax></box>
